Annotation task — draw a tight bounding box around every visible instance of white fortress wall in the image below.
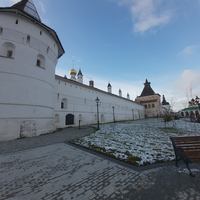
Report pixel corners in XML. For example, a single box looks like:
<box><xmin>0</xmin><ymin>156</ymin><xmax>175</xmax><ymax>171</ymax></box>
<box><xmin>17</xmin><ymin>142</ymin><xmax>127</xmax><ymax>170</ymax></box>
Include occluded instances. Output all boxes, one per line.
<box><xmin>54</xmin><ymin>76</ymin><xmax>145</xmax><ymax>127</ymax></box>
<box><xmin>0</xmin><ymin>13</ymin><xmax>60</xmax><ymax>141</ymax></box>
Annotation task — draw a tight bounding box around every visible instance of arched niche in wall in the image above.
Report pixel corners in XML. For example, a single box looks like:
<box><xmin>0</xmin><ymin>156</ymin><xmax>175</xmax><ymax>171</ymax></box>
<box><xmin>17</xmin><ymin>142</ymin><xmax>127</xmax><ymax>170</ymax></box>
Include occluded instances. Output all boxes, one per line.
<box><xmin>36</xmin><ymin>54</ymin><xmax>46</xmax><ymax>69</ymax></box>
<box><xmin>61</xmin><ymin>98</ymin><xmax>68</xmax><ymax>109</ymax></box>
<box><xmin>55</xmin><ymin>114</ymin><xmax>59</xmax><ymax>123</ymax></box>
<box><xmin>0</xmin><ymin>42</ymin><xmax>16</xmax><ymax>58</ymax></box>
<box><xmin>101</xmin><ymin>114</ymin><xmax>105</xmax><ymax>123</ymax></box>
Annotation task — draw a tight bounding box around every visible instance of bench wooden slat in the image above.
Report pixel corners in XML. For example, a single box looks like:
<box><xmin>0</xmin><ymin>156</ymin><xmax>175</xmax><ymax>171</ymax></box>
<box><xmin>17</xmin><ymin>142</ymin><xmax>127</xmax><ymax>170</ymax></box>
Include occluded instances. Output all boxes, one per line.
<box><xmin>170</xmin><ymin>136</ymin><xmax>200</xmax><ymax>176</ymax></box>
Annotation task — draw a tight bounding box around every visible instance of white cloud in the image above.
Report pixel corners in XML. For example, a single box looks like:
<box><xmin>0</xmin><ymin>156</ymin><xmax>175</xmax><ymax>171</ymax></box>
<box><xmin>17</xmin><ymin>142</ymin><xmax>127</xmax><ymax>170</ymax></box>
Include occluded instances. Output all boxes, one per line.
<box><xmin>112</xmin><ymin>0</ymin><xmax>173</xmax><ymax>34</ymax></box>
<box><xmin>178</xmin><ymin>45</ymin><xmax>198</xmax><ymax>56</ymax></box>
<box><xmin>167</xmin><ymin>69</ymin><xmax>200</xmax><ymax>111</ymax></box>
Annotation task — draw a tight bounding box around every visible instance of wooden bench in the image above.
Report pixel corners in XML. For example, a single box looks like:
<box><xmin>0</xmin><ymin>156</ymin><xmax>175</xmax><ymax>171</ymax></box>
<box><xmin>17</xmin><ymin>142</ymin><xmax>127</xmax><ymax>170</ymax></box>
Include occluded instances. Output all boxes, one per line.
<box><xmin>170</xmin><ymin>136</ymin><xmax>200</xmax><ymax>177</ymax></box>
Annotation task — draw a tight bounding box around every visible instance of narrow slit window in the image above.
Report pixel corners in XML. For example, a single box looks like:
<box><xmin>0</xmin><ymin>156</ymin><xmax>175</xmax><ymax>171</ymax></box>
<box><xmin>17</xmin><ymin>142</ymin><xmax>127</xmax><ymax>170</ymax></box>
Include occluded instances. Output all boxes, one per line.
<box><xmin>27</xmin><ymin>35</ymin><xmax>30</xmax><ymax>44</ymax></box>
<box><xmin>40</xmin><ymin>31</ymin><xmax>42</xmax><ymax>35</ymax></box>
<box><xmin>15</xmin><ymin>19</ymin><xmax>18</xmax><ymax>24</ymax></box>
<box><xmin>0</xmin><ymin>27</ymin><xmax>3</xmax><ymax>35</ymax></box>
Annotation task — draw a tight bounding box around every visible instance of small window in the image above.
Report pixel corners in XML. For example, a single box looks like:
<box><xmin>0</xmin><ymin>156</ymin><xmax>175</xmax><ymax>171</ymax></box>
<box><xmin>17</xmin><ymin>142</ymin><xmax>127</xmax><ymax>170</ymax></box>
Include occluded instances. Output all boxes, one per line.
<box><xmin>145</xmin><ymin>105</ymin><xmax>147</xmax><ymax>108</ymax></box>
<box><xmin>40</xmin><ymin>31</ymin><xmax>42</xmax><ymax>35</ymax></box>
<box><xmin>152</xmin><ymin>104</ymin><xmax>155</xmax><ymax>108</ymax></box>
<box><xmin>61</xmin><ymin>98</ymin><xmax>67</xmax><ymax>109</ymax></box>
<box><xmin>27</xmin><ymin>35</ymin><xmax>30</xmax><ymax>44</ymax></box>
<box><xmin>7</xmin><ymin>50</ymin><xmax>13</xmax><ymax>58</ymax></box>
<box><xmin>0</xmin><ymin>27</ymin><xmax>3</xmax><ymax>35</ymax></box>
<box><xmin>36</xmin><ymin>54</ymin><xmax>45</xmax><ymax>69</ymax></box>
<box><xmin>148</xmin><ymin>104</ymin><xmax>151</xmax><ymax>108</ymax></box>
<box><xmin>36</xmin><ymin>59</ymin><xmax>41</xmax><ymax>67</ymax></box>
<box><xmin>15</xmin><ymin>19</ymin><xmax>18</xmax><ymax>24</ymax></box>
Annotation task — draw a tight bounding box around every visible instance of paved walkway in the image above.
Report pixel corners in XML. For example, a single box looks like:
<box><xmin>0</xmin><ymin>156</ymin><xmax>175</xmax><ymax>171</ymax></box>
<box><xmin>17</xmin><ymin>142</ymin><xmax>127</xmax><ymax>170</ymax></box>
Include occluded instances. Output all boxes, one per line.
<box><xmin>0</xmin><ymin>126</ymin><xmax>200</xmax><ymax>200</ymax></box>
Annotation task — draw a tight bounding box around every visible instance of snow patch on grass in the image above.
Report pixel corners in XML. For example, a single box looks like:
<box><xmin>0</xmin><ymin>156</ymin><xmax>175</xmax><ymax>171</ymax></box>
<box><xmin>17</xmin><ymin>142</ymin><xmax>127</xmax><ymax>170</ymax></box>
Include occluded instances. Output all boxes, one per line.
<box><xmin>72</xmin><ymin>118</ymin><xmax>200</xmax><ymax>166</ymax></box>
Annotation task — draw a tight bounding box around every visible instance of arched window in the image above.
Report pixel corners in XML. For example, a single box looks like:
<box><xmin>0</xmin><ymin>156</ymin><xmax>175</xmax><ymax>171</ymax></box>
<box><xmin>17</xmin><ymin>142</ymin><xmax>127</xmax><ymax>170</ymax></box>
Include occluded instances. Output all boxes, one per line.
<box><xmin>36</xmin><ymin>54</ymin><xmax>45</xmax><ymax>69</ymax></box>
<box><xmin>0</xmin><ymin>27</ymin><xmax>3</xmax><ymax>35</ymax></box>
<box><xmin>36</xmin><ymin>59</ymin><xmax>41</xmax><ymax>67</ymax></box>
<box><xmin>181</xmin><ymin>112</ymin><xmax>184</xmax><ymax>117</ymax></box>
<box><xmin>61</xmin><ymin>98</ymin><xmax>67</xmax><ymax>109</ymax></box>
<box><xmin>0</xmin><ymin>42</ymin><xmax>16</xmax><ymax>58</ymax></box>
<box><xmin>66</xmin><ymin>114</ymin><xmax>74</xmax><ymax>125</ymax></box>
<box><xmin>27</xmin><ymin>35</ymin><xmax>30</xmax><ymax>44</ymax></box>
<box><xmin>152</xmin><ymin>104</ymin><xmax>155</xmax><ymax>108</ymax></box>
<box><xmin>148</xmin><ymin>104</ymin><xmax>151</xmax><ymax>108</ymax></box>
<box><xmin>55</xmin><ymin>114</ymin><xmax>59</xmax><ymax>123</ymax></box>
<box><xmin>145</xmin><ymin>105</ymin><xmax>147</xmax><ymax>108</ymax></box>
<box><xmin>186</xmin><ymin>112</ymin><xmax>189</xmax><ymax>117</ymax></box>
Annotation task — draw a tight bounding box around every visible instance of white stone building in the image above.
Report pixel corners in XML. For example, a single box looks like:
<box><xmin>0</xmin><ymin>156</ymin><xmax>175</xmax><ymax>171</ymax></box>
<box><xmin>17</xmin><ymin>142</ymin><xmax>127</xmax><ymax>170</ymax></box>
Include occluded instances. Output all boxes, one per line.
<box><xmin>0</xmin><ymin>0</ymin><xmax>145</xmax><ymax>141</ymax></box>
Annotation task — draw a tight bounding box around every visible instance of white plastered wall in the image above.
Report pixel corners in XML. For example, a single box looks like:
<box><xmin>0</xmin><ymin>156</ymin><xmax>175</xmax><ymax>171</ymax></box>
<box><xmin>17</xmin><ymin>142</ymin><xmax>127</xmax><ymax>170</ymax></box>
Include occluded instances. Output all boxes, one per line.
<box><xmin>54</xmin><ymin>77</ymin><xmax>145</xmax><ymax>128</ymax></box>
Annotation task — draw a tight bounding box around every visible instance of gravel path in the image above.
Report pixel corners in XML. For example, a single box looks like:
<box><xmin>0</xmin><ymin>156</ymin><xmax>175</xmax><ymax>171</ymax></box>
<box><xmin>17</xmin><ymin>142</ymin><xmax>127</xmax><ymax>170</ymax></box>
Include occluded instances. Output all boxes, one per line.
<box><xmin>0</xmin><ymin>126</ymin><xmax>96</xmax><ymax>155</ymax></box>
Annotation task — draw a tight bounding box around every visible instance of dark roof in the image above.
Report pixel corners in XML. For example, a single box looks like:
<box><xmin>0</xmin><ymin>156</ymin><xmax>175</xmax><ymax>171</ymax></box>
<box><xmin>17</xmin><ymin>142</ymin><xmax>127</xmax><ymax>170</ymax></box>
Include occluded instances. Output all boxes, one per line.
<box><xmin>77</xmin><ymin>69</ymin><xmax>83</xmax><ymax>76</ymax></box>
<box><xmin>140</xmin><ymin>79</ymin><xmax>155</xmax><ymax>97</ymax></box>
<box><xmin>162</xmin><ymin>95</ymin><xmax>169</xmax><ymax>105</ymax></box>
<box><xmin>0</xmin><ymin>1</ymin><xmax>65</xmax><ymax>58</ymax></box>
<box><xmin>11</xmin><ymin>0</ymin><xmax>41</xmax><ymax>22</ymax></box>
<box><xmin>107</xmin><ymin>82</ymin><xmax>111</xmax><ymax>87</ymax></box>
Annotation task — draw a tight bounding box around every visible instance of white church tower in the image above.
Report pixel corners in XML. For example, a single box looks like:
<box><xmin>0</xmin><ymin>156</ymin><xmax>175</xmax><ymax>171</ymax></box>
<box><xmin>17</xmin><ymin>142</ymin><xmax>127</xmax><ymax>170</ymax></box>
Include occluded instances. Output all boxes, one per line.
<box><xmin>0</xmin><ymin>0</ymin><xmax>64</xmax><ymax>141</ymax></box>
<box><xmin>107</xmin><ymin>82</ymin><xmax>112</xmax><ymax>93</ymax></box>
<box><xmin>77</xmin><ymin>68</ymin><xmax>83</xmax><ymax>83</ymax></box>
<box><xmin>119</xmin><ymin>89</ymin><xmax>122</xmax><ymax>97</ymax></box>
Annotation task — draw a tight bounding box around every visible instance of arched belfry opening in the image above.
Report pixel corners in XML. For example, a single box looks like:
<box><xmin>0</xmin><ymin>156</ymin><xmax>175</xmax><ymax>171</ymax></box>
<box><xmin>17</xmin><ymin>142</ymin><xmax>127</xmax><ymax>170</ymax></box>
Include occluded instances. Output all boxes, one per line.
<box><xmin>66</xmin><ymin>114</ymin><xmax>74</xmax><ymax>125</ymax></box>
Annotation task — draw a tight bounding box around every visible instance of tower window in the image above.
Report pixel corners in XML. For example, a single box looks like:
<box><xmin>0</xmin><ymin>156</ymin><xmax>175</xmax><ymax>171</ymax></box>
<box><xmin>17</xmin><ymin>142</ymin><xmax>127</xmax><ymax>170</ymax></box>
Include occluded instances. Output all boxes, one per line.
<box><xmin>27</xmin><ymin>35</ymin><xmax>30</xmax><ymax>44</ymax></box>
<box><xmin>36</xmin><ymin>54</ymin><xmax>45</xmax><ymax>69</ymax></box>
<box><xmin>36</xmin><ymin>59</ymin><xmax>41</xmax><ymax>67</ymax></box>
<box><xmin>15</xmin><ymin>19</ymin><xmax>18</xmax><ymax>24</ymax></box>
<box><xmin>40</xmin><ymin>31</ymin><xmax>42</xmax><ymax>35</ymax></box>
<box><xmin>7</xmin><ymin>50</ymin><xmax>13</xmax><ymax>58</ymax></box>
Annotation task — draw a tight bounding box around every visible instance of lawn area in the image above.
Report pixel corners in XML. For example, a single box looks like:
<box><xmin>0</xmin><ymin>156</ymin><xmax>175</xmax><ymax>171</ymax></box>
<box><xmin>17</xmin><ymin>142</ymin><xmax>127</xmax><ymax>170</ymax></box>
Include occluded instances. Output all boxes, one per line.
<box><xmin>71</xmin><ymin>118</ymin><xmax>200</xmax><ymax>166</ymax></box>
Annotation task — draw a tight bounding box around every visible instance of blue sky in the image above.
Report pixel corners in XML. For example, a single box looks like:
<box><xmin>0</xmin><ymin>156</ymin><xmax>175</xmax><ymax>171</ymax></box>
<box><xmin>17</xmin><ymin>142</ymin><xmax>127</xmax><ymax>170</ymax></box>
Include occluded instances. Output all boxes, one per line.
<box><xmin>1</xmin><ymin>0</ymin><xmax>200</xmax><ymax>111</ymax></box>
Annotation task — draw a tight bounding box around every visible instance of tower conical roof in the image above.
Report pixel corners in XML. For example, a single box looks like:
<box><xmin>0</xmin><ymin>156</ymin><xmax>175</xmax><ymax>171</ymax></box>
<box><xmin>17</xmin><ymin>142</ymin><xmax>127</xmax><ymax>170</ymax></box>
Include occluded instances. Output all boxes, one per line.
<box><xmin>12</xmin><ymin>0</ymin><xmax>41</xmax><ymax>22</ymax></box>
<box><xmin>140</xmin><ymin>79</ymin><xmax>155</xmax><ymax>96</ymax></box>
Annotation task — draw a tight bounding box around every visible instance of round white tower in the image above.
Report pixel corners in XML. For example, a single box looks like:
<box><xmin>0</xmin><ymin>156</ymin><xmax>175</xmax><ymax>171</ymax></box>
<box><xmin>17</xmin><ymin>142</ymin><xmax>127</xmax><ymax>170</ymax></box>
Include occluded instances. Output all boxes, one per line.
<box><xmin>0</xmin><ymin>0</ymin><xmax>64</xmax><ymax>141</ymax></box>
<box><xmin>77</xmin><ymin>68</ymin><xmax>83</xmax><ymax>83</ymax></box>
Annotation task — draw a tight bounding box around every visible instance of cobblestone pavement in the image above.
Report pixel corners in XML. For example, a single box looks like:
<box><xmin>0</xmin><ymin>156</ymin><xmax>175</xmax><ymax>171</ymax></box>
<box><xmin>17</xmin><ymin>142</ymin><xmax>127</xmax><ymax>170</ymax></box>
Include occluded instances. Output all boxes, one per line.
<box><xmin>0</xmin><ymin>127</ymin><xmax>200</xmax><ymax>200</ymax></box>
<box><xmin>0</xmin><ymin>126</ymin><xmax>96</xmax><ymax>155</ymax></box>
